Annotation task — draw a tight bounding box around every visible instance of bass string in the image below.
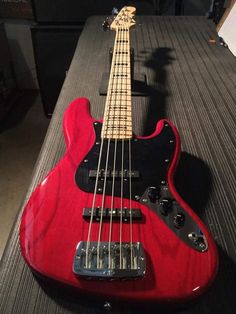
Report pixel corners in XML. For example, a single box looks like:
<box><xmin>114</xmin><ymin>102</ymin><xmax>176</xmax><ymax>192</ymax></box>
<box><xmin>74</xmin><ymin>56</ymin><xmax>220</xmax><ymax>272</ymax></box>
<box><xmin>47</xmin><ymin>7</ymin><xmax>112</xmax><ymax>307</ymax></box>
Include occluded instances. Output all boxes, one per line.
<box><xmin>125</xmin><ymin>24</ymin><xmax>133</xmax><ymax>269</ymax></box>
<box><xmin>108</xmin><ymin>138</ymin><xmax>117</xmax><ymax>269</ymax></box>
<box><xmin>107</xmin><ymin>27</ymin><xmax>125</xmax><ymax>269</ymax></box>
<box><xmin>119</xmin><ymin>25</ymin><xmax>126</xmax><ymax>269</ymax></box>
<box><xmin>96</xmin><ymin>27</ymin><xmax>124</xmax><ymax>268</ymax></box>
<box><xmin>85</xmin><ymin>137</ymin><xmax>104</xmax><ymax>268</ymax></box>
<box><xmin>108</xmin><ymin>26</ymin><xmax>125</xmax><ymax>269</ymax></box>
<box><xmin>119</xmin><ymin>24</ymin><xmax>131</xmax><ymax>269</ymax></box>
<box><xmin>85</xmin><ymin>28</ymin><xmax>119</xmax><ymax>268</ymax></box>
<box><xmin>120</xmin><ymin>138</ymin><xmax>124</xmax><ymax>268</ymax></box>
<box><xmin>96</xmin><ymin>138</ymin><xmax>111</xmax><ymax>268</ymax></box>
<box><xmin>129</xmin><ymin>138</ymin><xmax>133</xmax><ymax>269</ymax></box>
<box><xmin>121</xmin><ymin>18</ymin><xmax>134</xmax><ymax>269</ymax></box>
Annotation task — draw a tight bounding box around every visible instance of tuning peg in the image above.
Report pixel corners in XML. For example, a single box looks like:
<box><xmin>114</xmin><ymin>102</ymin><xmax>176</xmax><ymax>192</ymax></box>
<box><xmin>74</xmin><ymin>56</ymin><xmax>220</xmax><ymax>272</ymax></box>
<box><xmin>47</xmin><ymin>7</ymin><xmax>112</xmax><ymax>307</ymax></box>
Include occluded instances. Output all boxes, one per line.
<box><xmin>112</xmin><ymin>7</ymin><xmax>119</xmax><ymax>16</ymax></box>
<box><xmin>102</xmin><ymin>17</ymin><xmax>112</xmax><ymax>31</ymax></box>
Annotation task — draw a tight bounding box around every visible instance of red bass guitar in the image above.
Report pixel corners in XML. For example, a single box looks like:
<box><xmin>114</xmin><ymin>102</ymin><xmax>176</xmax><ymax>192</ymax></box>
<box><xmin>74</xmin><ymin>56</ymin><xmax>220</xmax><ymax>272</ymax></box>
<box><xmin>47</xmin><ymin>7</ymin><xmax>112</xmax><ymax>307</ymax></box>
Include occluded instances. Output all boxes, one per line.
<box><xmin>20</xmin><ymin>7</ymin><xmax>218</xmax><ymax>306</ymax></box>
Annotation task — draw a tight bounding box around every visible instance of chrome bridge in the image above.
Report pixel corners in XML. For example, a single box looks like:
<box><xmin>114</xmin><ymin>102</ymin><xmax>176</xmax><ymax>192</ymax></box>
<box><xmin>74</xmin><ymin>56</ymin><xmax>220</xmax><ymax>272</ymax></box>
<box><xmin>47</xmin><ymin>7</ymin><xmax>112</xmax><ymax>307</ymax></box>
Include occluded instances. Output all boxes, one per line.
<box><xmin>73</xmin><ymin>241</ymin><xmax>146</xmax><ymax>279</ymax></box>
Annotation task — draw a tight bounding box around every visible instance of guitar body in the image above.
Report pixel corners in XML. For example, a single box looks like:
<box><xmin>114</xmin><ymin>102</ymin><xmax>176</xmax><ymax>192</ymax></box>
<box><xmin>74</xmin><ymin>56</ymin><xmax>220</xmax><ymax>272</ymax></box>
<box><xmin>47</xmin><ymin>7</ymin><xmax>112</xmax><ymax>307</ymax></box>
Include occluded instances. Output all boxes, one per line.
<box><xmin>20</xmin><ymin>98</ymin><xmax>218</xmax><ymax>304</ymax></box>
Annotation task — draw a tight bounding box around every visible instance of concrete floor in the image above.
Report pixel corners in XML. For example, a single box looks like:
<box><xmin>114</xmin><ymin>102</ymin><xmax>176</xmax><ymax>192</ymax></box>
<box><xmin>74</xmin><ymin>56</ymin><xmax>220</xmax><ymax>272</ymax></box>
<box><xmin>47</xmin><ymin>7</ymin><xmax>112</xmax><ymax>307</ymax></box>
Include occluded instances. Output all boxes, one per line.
<box><xmin>0</xmin><ymin>91</ymin><xmax>49</xmax><ymax>259</ymax></box>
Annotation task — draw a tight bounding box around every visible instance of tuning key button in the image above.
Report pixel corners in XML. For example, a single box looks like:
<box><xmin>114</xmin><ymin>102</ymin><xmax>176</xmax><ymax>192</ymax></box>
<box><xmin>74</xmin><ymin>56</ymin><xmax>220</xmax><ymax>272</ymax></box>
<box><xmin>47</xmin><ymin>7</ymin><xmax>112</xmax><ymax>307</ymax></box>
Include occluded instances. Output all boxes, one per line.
<box><xmin>159</xmin><ymin>198</ymin><xmax>172</xmax><ymax>216</ymax></box>
<box><xmin>173</xmin><ymin>213</ymin><xmax>185</xmax><ymax>228</ymax></box>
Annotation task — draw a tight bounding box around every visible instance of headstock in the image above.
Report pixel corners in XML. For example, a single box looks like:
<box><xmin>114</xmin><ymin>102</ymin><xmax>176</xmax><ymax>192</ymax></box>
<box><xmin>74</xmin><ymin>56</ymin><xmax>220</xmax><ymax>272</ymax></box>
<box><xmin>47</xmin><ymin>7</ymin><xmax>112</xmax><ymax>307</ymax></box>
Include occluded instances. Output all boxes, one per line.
<box><xmin>110</xmin><ymin>6</ymin><xmax>136</xmax><ymax>31</ymax></box>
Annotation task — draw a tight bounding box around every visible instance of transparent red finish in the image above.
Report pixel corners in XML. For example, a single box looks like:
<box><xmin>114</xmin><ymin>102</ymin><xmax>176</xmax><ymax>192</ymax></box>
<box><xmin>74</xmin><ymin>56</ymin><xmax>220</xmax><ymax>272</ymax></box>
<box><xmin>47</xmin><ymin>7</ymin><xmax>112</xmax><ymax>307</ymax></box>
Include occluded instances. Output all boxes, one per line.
<box><xmin>20</xmin><ymin>98</ymin><xmax>218</xmax><ymax>304</ymax></box>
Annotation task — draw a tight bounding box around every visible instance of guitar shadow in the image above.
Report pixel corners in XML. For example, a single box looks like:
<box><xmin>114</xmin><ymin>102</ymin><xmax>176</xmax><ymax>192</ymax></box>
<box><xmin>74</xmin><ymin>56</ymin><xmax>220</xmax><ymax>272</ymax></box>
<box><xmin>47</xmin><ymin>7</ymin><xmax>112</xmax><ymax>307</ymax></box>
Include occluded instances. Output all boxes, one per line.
<box><xmin>174</xmin><ymin>152</ymin><xmax>212</xmax><ymax>217</ymax></box>
<box><xmin>143</xmin><ymin>47</ymin><xmax>174</xmax><ymax>135</ymax></box>
<box><xmin>138</xmin><ymin>47</ymin><xmax>212</xmax><ymax>217</ymax></box>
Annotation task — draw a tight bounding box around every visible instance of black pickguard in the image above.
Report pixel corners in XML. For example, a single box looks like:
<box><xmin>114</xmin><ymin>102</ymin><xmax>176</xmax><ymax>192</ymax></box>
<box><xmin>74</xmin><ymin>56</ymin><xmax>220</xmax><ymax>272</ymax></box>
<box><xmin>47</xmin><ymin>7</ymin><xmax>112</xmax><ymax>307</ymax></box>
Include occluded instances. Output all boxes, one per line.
<box><xmin>75</xmin><ymin>121</ymin><xmax>208</xmax><ymax>253</ymax></box>
<box><xmin>75</xmin><ymin>121</ymin><xmax>175</xmax><ymax>200</ymax></box>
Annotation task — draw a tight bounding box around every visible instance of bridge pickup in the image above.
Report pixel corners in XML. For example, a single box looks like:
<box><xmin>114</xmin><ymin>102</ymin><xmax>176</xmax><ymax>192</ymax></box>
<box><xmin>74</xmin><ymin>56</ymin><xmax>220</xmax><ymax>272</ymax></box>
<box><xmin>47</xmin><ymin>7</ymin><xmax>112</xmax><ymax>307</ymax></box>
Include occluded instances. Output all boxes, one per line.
<box><xmin>83</xmin><ymin>208</ymin><xmax>142</xmax><ymax>222</ymax></box>
<box><xmin>73</xmin><ymin>241</ymin><xmax>146</xmax><ymax>279</ymax></box>
<box><xmin>89</xmin><ymin>169</ymin><xmax>139</xmax><ymax>179</ymax></box>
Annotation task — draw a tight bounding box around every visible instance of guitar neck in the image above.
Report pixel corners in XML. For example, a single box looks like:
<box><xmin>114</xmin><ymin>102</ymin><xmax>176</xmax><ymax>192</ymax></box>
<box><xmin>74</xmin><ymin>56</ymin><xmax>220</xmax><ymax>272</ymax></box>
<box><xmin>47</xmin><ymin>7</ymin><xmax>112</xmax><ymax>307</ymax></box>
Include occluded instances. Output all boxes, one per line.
<box><xmin>101</xmin><ymin>27</ymin><xmax>132</xmax><ymax>140</ymax></box>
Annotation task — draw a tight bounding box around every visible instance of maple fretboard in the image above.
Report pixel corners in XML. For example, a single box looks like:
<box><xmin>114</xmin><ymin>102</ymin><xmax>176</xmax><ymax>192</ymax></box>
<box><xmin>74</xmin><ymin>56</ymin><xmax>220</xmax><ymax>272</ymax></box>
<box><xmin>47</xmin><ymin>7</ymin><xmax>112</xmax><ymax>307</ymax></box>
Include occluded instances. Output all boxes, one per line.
<box><xmin>101</xmin><ymin>27</ymin><xmax>132</xmax><ymax>140</ymax></box>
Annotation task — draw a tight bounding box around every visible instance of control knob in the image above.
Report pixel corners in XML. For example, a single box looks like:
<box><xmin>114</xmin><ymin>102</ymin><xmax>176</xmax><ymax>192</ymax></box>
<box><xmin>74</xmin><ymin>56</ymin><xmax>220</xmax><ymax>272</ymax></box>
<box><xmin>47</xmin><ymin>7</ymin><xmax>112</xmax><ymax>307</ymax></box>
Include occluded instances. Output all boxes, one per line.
<box><xmin>159</xmin><ymin>198</ymin><xmax>172</xmax><ymax>215</ymax></box>
<box><xmin>148</xmin><ymin>187</ymin><xmax>159</xmax><ymax>203</ymax></box>
<box><xmin>173</xmin><ymin>213</ymin><xmax>185</xmax><ymax>228</ymax></box>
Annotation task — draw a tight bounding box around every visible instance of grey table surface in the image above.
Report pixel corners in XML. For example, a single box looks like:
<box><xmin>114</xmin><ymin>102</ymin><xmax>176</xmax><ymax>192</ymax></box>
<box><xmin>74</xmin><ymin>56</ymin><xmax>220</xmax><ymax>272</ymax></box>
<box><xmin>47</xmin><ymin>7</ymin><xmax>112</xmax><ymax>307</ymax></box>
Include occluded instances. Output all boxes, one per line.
<box><xmin>0</xmin><ymin>15</ymin><xmax>236</xmax><ymax>314</ymax></box>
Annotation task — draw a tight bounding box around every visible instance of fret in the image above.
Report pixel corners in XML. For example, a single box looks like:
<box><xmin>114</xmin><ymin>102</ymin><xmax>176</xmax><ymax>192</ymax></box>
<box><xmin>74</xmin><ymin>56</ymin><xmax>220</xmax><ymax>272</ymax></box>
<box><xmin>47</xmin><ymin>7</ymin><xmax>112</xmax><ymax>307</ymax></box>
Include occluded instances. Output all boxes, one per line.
<box><xmin>102</xmin><ymin>131</ymin><xmax>132</xmax><ymax>137</ymax></box>
<box><xmin>113</xmin><ymin>56</ymin><xmax>129</xmax><ymax>59</ymax></box>
<box><xmin>104</xmin><ymin>129</ymin><xmax>133</xmax><ymax>134</ymax></box>
<box><xmin>109</xmin><ymin>91</ymin><xmax>131</xmax><ymax>95</ymax></box>
<box><xmin>115</xmin><ymin>51</ymin><xmax>128</xmax><ymax>54</ymax></box>
<box><xmin>104</xmin><ymin>111</ymin><xmax>131</xmax><ymax>115</ymax></box>
<box><xmin>106</xmin><ymin>97</ymin><xmax>131</xmax><ymax>101</ymax></box>
<box><xmin>110</xmin><ymin>90</ymin><xmax>128</xmax><ymax>94</ymax></box>
<box><xmin>106</xmin><ymin>94</ymin><xmax>131</xmax><ymax>99</ymax></box>
<box><xmin>109</xmin><ymin>80</ymin><xmax>131</xmax><ymax>85</ymax></box>
<box><xmin>110</xmin><ymin>79</ymin><xmax>130</xmax><ymax>83</ymax></box>
<box><xmin>106</xmin><ymin>97</ymin><xmax>132</xmax><ymax>103</ymax></box>
<box><xmin>104</xmin><ymin>130</ymin><xmax>132</xmax><ymax>134</ymax></box>
<box><xmin>109</xmin><ymin>82</ymin><xmax>131</xmax><ymax>87</ymax></box>
<box><xmin>108</xmin><ymin>95</ymin><xmax>131</xmax><ymax>101</ymax></box>
<box><xmin>111</xmin><ymin>74</ymin><xmax>130</xmax><ymax>77</ymax></box>
<box><xmin>114</xmin><ymin>54</ymin><xmax>129</xmax><ymax>58</ymax></box>
<box><xmin>114</xmin><ymin>62</ymin><xmax>128</xmax><ymax>66</ymax></box>
<box><xmin>109</xmin><ymin>116</ymin><xmax>130</xmax><ymax>120</ymax></box>
<box><xmin>106</xmin><ymin>113</ymin><xmax>131</xmax><ymax>116</ymax></box>
<box><xmin>107</xmin><ymin>107</ymin><xmax>131</xmax><ymax>111</ymax></box>
<box><xmin>110</xmin><ymin>75</ymin><xmax>131</xmax><ymax>79</ymax></box>
<box><xmin>109</xmin><ymin>93</ymin><xmax>131</xmax><ymax>97</ymax></box>
<box><xmin>107</xmin><ymin>114</ymin><xmax>130</xmax><ymax>117</ymax></box>
<box><xmin>105</xmin><ymin>122</ymin><xmax>132</xmax><ymax>127</ymax></box>
<box><xmin>110</xmin><ymin>82</ymin><xmax>130</xmax><ymax>86</ymax></box>
<box><xmin>116</xmin><ymin>40</ymin><xmax>128</xmax><ymax>43</ymax></box>
<box><xmin>108</xmin><ymin>103</ymin><xmax>131</xmax><ymax>107</ymax></box>
<box><xmin>105</xmin><ymin>128</ymin><xmax>132</xmax><ymax>133</ymax></box>
<box><xmin>105</xmin><ymin>124</ymin><xmax>132</xmax><ymax>128</ymax></box>
<box><xmin>113</xmin><ymin>69</ymin><xmax>129</xmax><ymax>73</ymax></box>
<box><xmin>108</xmin><ymin>104</ymin><xmax>129</xmax><ymax>107</ymax></box>
<box><xmin>113</xmin><ymin>56</ymin><xmax>129</xmax><ymax>61</ymax></box>
<box><xmin>113</xmin><ymin>74</ymin><xmax>129</xmax><ymax>77</ymax></box>
<box><xmin>105</xmin><ymin>108</ymin><xmax>131</xmax><ymax>113</ymax></box>
<box><xmin>105</xmin><ymin>104</ymin><xmax>131</xmax><ymax>108</ymax></box>
<box><xmin>107</xmin><ymin>108</ymin><xmax>131</xmax><ymax>112</ymax></box>
<box><xmin>113</xmin><ymin>63</ymin><xmax>129</xmax><ymax>67</ymax></box>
